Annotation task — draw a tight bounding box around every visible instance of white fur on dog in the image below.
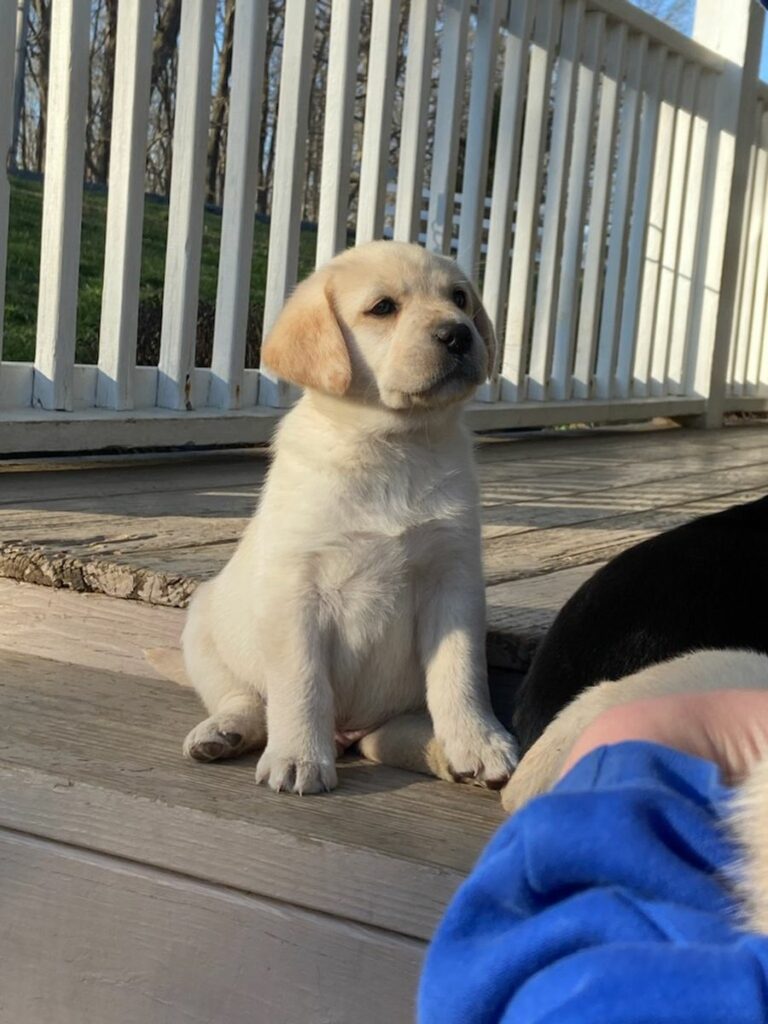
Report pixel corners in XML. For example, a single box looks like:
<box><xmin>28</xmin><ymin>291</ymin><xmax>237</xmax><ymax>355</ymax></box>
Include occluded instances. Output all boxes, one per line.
<box><xmin>502</xmin><ymin>649</ymin><xmax>768</xmax><ymax>813</ymax></box>
<box><xmin>180</xmin><ymin>242</ymin><xmax>517</xmax><ymax>794</ymax></box>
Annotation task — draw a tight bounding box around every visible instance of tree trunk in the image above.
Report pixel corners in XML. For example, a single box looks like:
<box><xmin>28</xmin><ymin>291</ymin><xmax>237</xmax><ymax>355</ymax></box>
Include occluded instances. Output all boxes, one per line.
<box><xmin>206</xmin><ymin>0</ymin><xmax>235</xmax><ymax>205</ymax></box>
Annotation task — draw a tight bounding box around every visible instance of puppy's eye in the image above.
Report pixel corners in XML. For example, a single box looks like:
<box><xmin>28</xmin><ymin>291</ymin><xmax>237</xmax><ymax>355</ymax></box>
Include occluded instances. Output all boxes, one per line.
<box><xmin>367</xmin><ymin>297</ymin><xmax>398</xmax><ymax>317</ymax></box>
<box><xmin>452</xmin><ymin>288</ymin><xmax>467</xmax><ymax>310</ymax></box>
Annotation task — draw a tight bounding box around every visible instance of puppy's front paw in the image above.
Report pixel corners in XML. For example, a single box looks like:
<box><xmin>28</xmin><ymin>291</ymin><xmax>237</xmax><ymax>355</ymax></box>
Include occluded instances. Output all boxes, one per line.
<box><xmin>255</xmin><ymin>746</ymin><xmax>338</xmax><ymax>795</ymax></box>
<box><xmin>440</xmin><ymin>719</ymin><xmax>519</xmax><ymax>789</ymax></box>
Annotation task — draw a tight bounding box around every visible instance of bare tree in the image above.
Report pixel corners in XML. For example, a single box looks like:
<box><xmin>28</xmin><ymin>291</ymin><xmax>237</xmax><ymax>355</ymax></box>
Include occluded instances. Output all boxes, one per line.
<box><xmin>206</xmin><ymin>0</ymin><xmax>235</xmax><ymax>205</ymax></box>
<box><xmin>633</xmin><ymin>0</ymin><xmax>694</xmax><ymax>33</ymax></box>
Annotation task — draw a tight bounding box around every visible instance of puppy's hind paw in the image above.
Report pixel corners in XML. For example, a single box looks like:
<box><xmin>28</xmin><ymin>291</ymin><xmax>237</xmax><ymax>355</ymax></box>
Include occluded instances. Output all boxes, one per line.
<box><xmin>441</xmin><ymin>721</ymin><xmax>519</xmax><ymax>790</ymax></box>
<box><xmin>255</xmin><ymin>747</ymin><xmax>338</xmax><ymax>795</ymax></box>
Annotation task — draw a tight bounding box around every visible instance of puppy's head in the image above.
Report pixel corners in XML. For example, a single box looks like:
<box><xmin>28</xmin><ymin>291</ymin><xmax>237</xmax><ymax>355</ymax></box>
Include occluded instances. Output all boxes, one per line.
<box><xmin>261</xmin><ymin>241</ymin><xmax>495</xmax><ymax>411</ymax></box>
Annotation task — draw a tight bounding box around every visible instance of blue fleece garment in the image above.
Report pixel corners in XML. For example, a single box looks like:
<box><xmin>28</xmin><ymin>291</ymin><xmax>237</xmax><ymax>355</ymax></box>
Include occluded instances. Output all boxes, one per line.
<box><xmin>419</xmin><ymin>742</ymin><xmax>768</xmax><ymax>1024</ymax></box>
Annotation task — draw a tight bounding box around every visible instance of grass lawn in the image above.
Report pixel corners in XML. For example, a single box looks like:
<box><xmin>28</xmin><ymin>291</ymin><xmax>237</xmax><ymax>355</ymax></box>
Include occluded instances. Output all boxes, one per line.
<box><xmin>2</xmin><ymin>175</ymin><xmax>318</xmax><ymax>365</ymax></box>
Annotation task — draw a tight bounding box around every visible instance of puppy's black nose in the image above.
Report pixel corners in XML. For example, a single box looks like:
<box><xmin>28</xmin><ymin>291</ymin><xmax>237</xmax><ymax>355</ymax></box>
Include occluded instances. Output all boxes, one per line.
<box><xmin>433</xmin><ymin>321</ymin><xmax>473</xmax><ymax>357</ymax></box>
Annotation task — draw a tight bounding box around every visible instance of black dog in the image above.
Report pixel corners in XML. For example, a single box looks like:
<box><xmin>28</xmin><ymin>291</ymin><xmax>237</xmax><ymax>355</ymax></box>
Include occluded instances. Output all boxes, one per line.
<box><xmin>512</xmin><ymin>494</ymin><xmax>768</xmax><ymax>754</ymax></box>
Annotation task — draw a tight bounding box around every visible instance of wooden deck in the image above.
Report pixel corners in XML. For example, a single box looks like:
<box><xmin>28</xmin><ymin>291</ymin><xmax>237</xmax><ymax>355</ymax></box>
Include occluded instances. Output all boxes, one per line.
<box><xmin>0</xmin><ymin>420</ymin><xmax>767</xmax><ymax>1023</ymax></box>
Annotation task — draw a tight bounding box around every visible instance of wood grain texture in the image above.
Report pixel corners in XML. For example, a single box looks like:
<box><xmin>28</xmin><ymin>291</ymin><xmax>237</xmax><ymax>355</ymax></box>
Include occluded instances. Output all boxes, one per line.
<box><xmin>0</xmin><ymin>579</ymin><xmax>185</xmax><ymax>680</ymax></box>
<box><xmin>0</xmin><ymin>651</ymin><xmax>504</xmax><ymax>941</ymax></box>
<box><xmin>0</xmin><ymin>830</ymin><xmax>422</xmax><ymax>1024</ymax></box>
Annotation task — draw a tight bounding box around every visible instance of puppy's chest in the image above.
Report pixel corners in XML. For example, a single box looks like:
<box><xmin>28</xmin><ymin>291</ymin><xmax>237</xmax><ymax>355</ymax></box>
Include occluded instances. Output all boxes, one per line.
<box><xmin>313</xmin><ymin>492</ymin><xmax>466</xmax><ymax>626</ymax></box>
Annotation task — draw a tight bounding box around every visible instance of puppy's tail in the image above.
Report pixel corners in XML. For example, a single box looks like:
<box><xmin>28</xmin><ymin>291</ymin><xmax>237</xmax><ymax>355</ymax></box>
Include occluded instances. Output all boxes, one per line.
<box><xmin>144</xmin><ymin>647</ymin><xmax>190</xmax><ymax>687</ymax></box>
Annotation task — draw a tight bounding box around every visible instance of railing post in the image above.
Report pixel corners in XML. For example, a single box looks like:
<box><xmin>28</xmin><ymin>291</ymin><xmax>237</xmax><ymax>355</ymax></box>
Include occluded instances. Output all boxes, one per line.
<box><xmin>687</xmin><ymin>0</ymin><xmax>764</xmax><ymax>427</ymax></box>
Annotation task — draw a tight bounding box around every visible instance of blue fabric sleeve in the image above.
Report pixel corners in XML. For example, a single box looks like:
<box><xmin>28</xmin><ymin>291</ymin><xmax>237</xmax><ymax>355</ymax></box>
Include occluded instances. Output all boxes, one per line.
<box><xmin>418</xmin><ymin>741</ymin><xmax>768</xmax><ymax>1024</ymax></box>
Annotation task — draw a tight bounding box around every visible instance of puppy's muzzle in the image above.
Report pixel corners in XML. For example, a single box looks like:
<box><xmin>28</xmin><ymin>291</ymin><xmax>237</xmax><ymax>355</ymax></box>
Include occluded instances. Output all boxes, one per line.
<box><xmin>433</xmin><ymin>321</ymin><xmax>473</xmax><ymax>358</ymax></box>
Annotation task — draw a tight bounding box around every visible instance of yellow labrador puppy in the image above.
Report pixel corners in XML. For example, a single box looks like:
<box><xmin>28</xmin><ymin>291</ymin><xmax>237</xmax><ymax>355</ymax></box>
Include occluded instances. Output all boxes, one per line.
<box><xmin>181</xmin><ymin>241</ymin><xmax>517</xmax><ymax>794</ymax></box>
<box><xmin>501</xmin><ymin>648</ymin><xmax>768</xmax><ymax>813</ymax></box>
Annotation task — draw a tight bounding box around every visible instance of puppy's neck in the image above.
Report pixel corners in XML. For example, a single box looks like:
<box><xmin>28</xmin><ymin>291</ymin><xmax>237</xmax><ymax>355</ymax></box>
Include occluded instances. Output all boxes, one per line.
<box><xmin>298</xmin><ymin>390</ymin><xmax>465</xmax><ymax>444</ymax></box>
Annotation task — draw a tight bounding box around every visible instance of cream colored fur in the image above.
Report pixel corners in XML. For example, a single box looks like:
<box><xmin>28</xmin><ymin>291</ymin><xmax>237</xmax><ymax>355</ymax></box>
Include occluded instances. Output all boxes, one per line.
<box><xmin>728</xmin><ymin>753</ymin><xmax>768</xmax><ymax>933</ymax></box>
<box><xmin>502</xmin><ymin>649</ymin><xmax>768</xmax><ymax>813</ymax></box>
<box><xmin>177</xmin><ymin>242</ymin><xmax>517</xmax><ymax>794</ymax></box>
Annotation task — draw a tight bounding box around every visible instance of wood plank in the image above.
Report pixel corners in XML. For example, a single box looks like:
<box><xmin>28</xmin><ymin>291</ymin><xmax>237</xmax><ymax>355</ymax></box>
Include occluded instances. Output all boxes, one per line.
<box><xmin>500</xmin><ymin>0</ymin><xmax>561</xmax><ymax>399</ymax></box>
<box><xmin>456</xmin><ymin>0</ymin><xmax>503</xmax><ymax>277</ymax></box>
<box><xmin>486</xmin><ymin>563</ymin><xmax>602</xmax><ymax>669</ymax></box>
<box><xmin>593</xmin><ymin>32</ymin><xmax>647</xmax><ymax>399</ymax></box>
<box><xmin>209</xmin><ymin>1</ymin><xmax>269</xmax><ymax>410</ymax></box>
<box><xmin>571</xmin><ymin>20</ymin><xmax>627</xmax><ymax>399</ymax></box>
<box><xmin>0</xmin><ymin>651</ymin><xmax>504</xmax><ymax>940</ymax></box>
<box><xmin>482</xmin><ymin>0</ymin><xmax>535</xmax><ymax>350</ymax></box>
<box><xmin>425</xmin><ymin>0</ymin><xmax>470</xmax><ymax>255</ymax></box>
<box><xmin>0</xmin><ymin>0</ymin><xmax>16</xmax><ymax>364</ymax></box>
<box><xmin>528</xmin><ymin>0</ymin><xmax>585</xmax><ymax>401</ymax></box>
<box><xmin>316</xmin><ymin>0</ymin><xmax>363</xmax><ymax>263</ymax></box>
<box><xmin>615</xmin><ymin>43</ymin><xmax>666</xmax><ymax>398</ymax></box>
<box><xmin>549</xmin><ymin>12</ymin><xmax>605</xmax><ymax>401</ymax></box>
<box><xmin>32</xmin><ymin>0</ymin><xmax>90</xmax><ymax>411</ymax></box>
<box><xmin>156</xmin><ymin>0</ymin><xmax>217</xmax><ymax>411</ymax></box>
<box><xmin>0</xmin><ymin>579</ymin><xmax>185</xmax><ymax>680</ymax></box>
<box><xmin>355</xmin><ymin>0</ymin><xmax>400</xmax><ymax>244</ymax></box>
<box><xmin>259</xmin><ymin>0</ymin><xmax>315</xmax><ymax>407</ymax></box>
<box><xmin>0</xmin><ymin>831</ymin><xmax>422</xmax><ymax>1024</ymax></box>
<box><xmin>483</xmin><ymin>485</ymin><xmax>768</xmax><ymax>585</ymax></box>
<box><xmin>632</xmin><ymin>53</ymin><xmax>682</xmax><ymax>395</ymax></box>
<box><xmin>96</xmin><ymin>3</ymin><xmax>154</xmax><ymax>411</ymax></box>
<box><xmin>393</xmin><ymin>0</ymin><xmax>437</xmax><ymax>242</ymax></box>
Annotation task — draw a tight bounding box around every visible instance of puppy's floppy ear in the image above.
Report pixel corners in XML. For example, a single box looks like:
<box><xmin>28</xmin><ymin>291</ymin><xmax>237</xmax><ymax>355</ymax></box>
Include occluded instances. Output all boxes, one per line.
<box><xmin>467</xmin><ymin>280</ymin><xmax>497</xmax><ymax>381</ymax></box>
<box><xmin>261</xmin><ymin>273</ymin><xmax>352</xmax><ymax>395</ymax></box>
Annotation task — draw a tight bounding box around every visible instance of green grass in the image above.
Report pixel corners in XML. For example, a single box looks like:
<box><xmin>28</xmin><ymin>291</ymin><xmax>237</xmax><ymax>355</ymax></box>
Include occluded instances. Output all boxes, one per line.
<box><xmin>2</xmin><ymin>176</ymin><xmax>318</xmax><ymax>364</ymax></box>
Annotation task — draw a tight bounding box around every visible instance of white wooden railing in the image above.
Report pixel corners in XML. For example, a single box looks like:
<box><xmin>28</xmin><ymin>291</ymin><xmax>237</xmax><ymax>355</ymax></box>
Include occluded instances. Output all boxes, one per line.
<box><xmin>0</xmin><ymin>0</ymin><xmax>765</xmax><ymax>454</ymax></box>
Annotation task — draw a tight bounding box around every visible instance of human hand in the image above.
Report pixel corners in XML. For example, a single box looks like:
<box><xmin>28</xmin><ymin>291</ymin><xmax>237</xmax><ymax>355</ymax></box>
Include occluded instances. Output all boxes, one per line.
<box><xmin>560</xmin><ymin>689</ymin><xmax>768</xmax><ymax>785</ymax></box>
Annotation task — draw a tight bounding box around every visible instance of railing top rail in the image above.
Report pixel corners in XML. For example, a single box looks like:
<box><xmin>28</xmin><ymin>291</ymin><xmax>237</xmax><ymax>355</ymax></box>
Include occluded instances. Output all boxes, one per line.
<box><xmin>584</xmin><ymin>0</ymin><xmax>726</xmax><ymax>72</ymax></box>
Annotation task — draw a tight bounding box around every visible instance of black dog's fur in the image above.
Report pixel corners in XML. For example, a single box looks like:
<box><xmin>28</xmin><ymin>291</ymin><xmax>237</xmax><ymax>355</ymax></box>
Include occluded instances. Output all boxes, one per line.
<box><xmin>512</xmin><ymin>494</ymin><xmax>768</xmax><ymax>754</ymax></box>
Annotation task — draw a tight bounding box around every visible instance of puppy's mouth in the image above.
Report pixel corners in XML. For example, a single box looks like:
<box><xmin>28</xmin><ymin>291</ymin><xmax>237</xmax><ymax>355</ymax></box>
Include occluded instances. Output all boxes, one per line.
<box><xmin>400</xmin><ymin>365</ymin><xmax>480</xmax><ymax>404</ymax></box>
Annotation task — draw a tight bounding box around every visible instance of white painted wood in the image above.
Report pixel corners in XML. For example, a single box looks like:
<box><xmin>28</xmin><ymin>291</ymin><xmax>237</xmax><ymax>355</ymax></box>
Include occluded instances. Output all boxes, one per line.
<box><xmin>0</xmin><ymin>831</ymin><xmax>423</xmax><ymax>1024</ymax></box>
<box><xmin>32</xmin><ymin>0</ymin><xmax>90</xmax><ymax>411</ymax></box>
<box><xmin>0</xmin><ymin>406</ymin><xmax>281</xmax><ymax>454</ymax></box>
<box><xmin>615</xmin><ymin>44</ymin><xmax>666</xmax><ymax>399</ymax></box>
<box><xmin>528</xmin><ymin>0</ymin><xmax>586</xmax><ymax>401</ymax></box>
<box><xmin>156</xmin><ymin>0</ymin><xmax>216</xmax><ymax>411</ymax></box>
<box><xmin>669</xmin><ymin>71</ymin><xmax>715</xmax><ymax>395</ymax></box>
<box><xmin>0</xmin><ymin>0</ymin><xmax>16</xmax><ymax>365</ymax></box>
<box><xmin>549</xmin><ymin>12</ymin><xmax>606</xmax><ymax>401</ymax></box>
<box><xmin>425</xmin><ymin>0</ymin><xmax>470</xmax><ymax>255</ymax></box>
<box><xmin>482</xmin><ymin>0</ymin><xmax>535</xmax><ymax>376</ymax></box>
<box><xmin>687</xmin><ymin>0</ymin><xmax>765</xmax><ymax>425</ymax></box>
<box><xmin>728</xmin><ymin>105</ymin><xmax>763</xmax><ymax>396</ymax></box>
<box><xmin>208</xmin><ymin>2</ymin><xmax>268</xmax><ymax>411</ymax></box>
<box><xmin>316</xmin><ymin>0</ymin><xmax>363</xmax><ymax>264</ymax></box>
<box><xmin>355</xmin><ymin>0</ymin><xmax>400</xmax><ymax>244</ymax></box>
<box><xmin>594</xmin><ymin>34</ymin><xmax>647</xmax><ymax>400</ymax></box>
<box><xmin>500</xmin><ymin>0</ymin><xmax>562</xmax><ymax>400</ymax></box>
<box><xmin>259</xmin><ymin>0</ymin><xmax>315</xmax><ymax>408</ymax></box>
<box><xmin>745</xmin><ymin>116</ymin><xmax>768</xmax><ymax>395</ymax></box>
<box><xmin>456</xmin><ymin>0</ymin><xmax>503</xmax><ymax>278</ymax></box>
<box><xmin>0</xmin><ymin>360</ymin><xmax>32</xmax><ymax>409</ymax></box>
<box><xmin>571</xmin><ymin>21</ymin><xmax>627</xmax><ymax>400</ymax></box>
<box><xmin>393</xmin><ymin>0</ymin><xmax>437</xmax><ymax>242</ymax></box>
<box><xmin>649</xmin><ymin>62</ymin><xmax>698</xmax><ymax>397</ymax></box>
<box><xmin>587</xmin><ymin>0</ymin><xmax>724</xmax><ymax>71</ymax></box>
<box><xmin>95</xmin><ymin>4</ymin><xmax>154</xmax><ymax>412</ymax></box>
<box><xmin>632</xmin><ymin>53</ymin><xmax>682</xmax><ymax>396</ymax></box>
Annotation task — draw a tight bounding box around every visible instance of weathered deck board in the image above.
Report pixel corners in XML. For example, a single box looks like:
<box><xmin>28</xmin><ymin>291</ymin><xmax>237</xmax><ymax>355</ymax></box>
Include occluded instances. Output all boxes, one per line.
<box><xmin>0</xmin><ymin>830</ymin><xmax>423</xmax><ymax>1024</ymax></box>
<box><xmin>0</xmin><ymin>650</ymin><xmax>504</xmax><ymax>943</ymax></box>
<box><xmin>0</xmin><ymin>578</ymin><xmax>185</xmax><ymax>680</ymax></box>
